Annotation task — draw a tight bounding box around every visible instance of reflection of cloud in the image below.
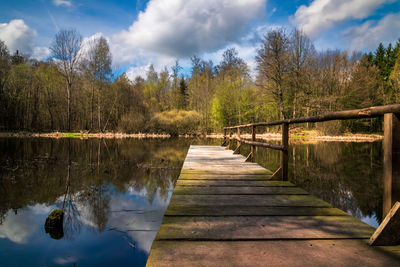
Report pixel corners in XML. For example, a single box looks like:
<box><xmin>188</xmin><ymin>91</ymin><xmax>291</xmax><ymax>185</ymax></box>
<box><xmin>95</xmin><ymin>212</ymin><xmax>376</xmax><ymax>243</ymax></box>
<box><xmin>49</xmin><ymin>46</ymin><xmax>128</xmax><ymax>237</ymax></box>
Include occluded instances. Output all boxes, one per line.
<box><xmin>0</xmin><ymin>209</ymin><xmax>36</xmax><ymax>244</ymax></box>
<box><xmin>31</xmin><ymin>204</ymin><xmax>53</xmax><ymax>214</ymax></box>
<box><xmin>53</xmin><ymin>256</ymin><xmax>78</xmax><ymax>265</ymax></box>
<box><xmin>106</xmin><ymin>188</ymin><xmax>173</xmax><ymax>253</ymax></box>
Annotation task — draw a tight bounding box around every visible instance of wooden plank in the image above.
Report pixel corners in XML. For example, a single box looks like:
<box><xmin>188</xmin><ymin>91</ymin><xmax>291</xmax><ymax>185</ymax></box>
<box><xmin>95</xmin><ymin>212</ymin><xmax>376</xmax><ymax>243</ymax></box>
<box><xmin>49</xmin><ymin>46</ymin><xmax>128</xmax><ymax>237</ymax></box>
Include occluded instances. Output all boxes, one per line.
<box><xmin>169</xmin><ymin>194</ymin><xmax>331</xmax><ymax>207</ymax></box>
<box><xmin>147</xmin><ymin>145</ymin><xmax>400</xmax><ymax>266</ymax></box>
<box><xmin>156</xmin><ymin>216</ymin><xmax>375</xmax><ymax>240</ymax></box>
<box><xmin>176</xmin><ymin>180</ymin><xmax>296</xmax><ymax>187</ymax></box>
<box><xmin>147</xmin><ymin>240</ymin><xmax>400</xmax><ymax>267</ymax></box>
<box><xmin>178</xmin><ymin>174</ymin><xmax>272</xmax><ymax>180</ymax></box>
<box><xmin>165</xmin><ymin>206</ymin><xmax>348</xmax><ymax>216</ymax></box>
<box><xmin>180</xmin><ymin>169</ymin><xmax>271</xmax><ymax>175</ymax></box>
<box><xmin>172</xmin><ymin>186</ymin><xmax>308</xmax><ymax>195</ymax></box>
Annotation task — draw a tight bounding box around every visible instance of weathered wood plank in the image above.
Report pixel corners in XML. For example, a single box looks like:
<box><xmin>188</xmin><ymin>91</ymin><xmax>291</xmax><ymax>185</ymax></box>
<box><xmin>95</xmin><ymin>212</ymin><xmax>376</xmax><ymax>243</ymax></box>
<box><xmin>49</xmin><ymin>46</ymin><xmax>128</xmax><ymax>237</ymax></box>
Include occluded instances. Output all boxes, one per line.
<box><xmin>176</xmin><ymin>180</ymin><xmax>295</xmax><ymax>187</ymax></box>
<box><xmin>156</xmin><ymin>216</ymin><xmax>375</xmax><ymax>240</ymax></box>
<box><xmin>178</xmin><ymin>174</ymin><xmax>271</xmax><ymax>180</ymax></box>
<box><xmin>180</xmin><ymin>169</ymin><xmax>271</xmax><ymax>175</ymax></box>
<box><xmin>169</xmin><ymin>194</ymin><xmax>331</xmax><ymax>207</ymax></box>
<box><xmin>172</xmin><ymin>186</ymin><xmax>308</xmax><ymax>195</ymax></box>
<box><xmin>147</xmin><ymin>240</ymin><xmax>400</xmax><ymax>267</ymax></box>
<box><xmin>165</xmin><ymin>206</ymin><xmax>348</xmax><ymax>216</ymax></box>
<box><xmin>147</xmin><ymin>145</ymin><xmax>400</xmax><ymax>266</ymax></box>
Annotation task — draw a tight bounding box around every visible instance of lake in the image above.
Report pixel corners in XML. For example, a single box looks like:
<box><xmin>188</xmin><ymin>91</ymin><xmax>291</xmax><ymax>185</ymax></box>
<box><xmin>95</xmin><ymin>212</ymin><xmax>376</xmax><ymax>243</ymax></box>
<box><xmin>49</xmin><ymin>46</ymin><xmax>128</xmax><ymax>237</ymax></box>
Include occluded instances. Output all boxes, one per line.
<box><xmin>0</xmin><ymin>137</ymin><xmax>389</xmax><ymax>266</ymax></box>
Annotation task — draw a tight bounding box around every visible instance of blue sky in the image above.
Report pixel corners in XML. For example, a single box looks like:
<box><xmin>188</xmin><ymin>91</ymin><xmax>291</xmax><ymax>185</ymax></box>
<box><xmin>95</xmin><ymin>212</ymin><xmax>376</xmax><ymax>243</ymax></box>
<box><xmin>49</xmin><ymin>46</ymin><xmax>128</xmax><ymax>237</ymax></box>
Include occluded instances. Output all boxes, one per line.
<box><xmin>1</xmin><ymin>0</ymin><xmax>400</xmax><ymax>79</ymax></box>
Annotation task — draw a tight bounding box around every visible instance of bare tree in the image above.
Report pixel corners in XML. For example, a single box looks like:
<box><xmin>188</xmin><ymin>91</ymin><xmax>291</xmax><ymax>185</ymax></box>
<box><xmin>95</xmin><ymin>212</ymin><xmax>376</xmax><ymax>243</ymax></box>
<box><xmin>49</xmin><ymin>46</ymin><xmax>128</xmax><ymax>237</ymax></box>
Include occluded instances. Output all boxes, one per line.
<box><xmin>50</xmin><ymin>29</ymin><xmax>82</xmax><ymax>131</ymax></box>
<box><xmin>83</xmin><ymin>36</ymin><xmax>112</xmax><ymax>132</ymax></box>
<box><xmin>256</xmin><ymin>28</ymin><xmax>290</xmax><ymax>119</ymax></box>
<box><xmin>289</xmin><ymin>28</ymin><xmax>315</xmax><ymax>118</ymax></box>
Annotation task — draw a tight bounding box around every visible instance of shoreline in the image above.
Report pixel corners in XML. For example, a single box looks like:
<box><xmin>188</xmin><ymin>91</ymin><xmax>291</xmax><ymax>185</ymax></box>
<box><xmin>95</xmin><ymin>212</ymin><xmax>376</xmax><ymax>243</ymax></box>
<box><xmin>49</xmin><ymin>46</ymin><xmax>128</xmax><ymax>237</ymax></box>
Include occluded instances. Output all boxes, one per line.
<box><xmin>0</xmin><ymin>131</ymin><xmax>383</xmax><ymax>142</ymax></box>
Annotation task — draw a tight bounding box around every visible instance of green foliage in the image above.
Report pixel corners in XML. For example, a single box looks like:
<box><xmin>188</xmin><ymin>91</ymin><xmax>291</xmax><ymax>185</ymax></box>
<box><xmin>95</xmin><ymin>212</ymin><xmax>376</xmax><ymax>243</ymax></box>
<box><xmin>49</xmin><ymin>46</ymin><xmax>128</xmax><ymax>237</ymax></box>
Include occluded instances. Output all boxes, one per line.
<box><xmin>1</xmin><ymin>31</ymin><xmax>400</xmax><ymax>134</ymax></box>
<box><xmin>149</xmin><ymin>110</ymin><xmax>201</xmax><ymax>136</ymax></box>
<box><xmin>118</xmin><ymin>110</ymin><xmax>148</xmax><ymax>133</ymax></box>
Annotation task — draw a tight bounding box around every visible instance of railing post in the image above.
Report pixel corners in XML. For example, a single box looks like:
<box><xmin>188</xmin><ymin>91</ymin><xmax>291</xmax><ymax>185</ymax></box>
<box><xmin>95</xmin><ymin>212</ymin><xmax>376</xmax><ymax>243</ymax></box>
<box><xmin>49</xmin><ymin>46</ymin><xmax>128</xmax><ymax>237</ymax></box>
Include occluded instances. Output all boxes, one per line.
<box><xmin>383</xmin><ymin>113</ymin><xmax>400</xmax><ymax>217</ymax></box>
<box><xmin>281</xmin><ymin>123</ymin><xmax>289</xmax><ymax>181</ymax></box>
<box><xmin>251</xmin><ymin>125</ymin><xmax>256</xmax><ymax>162</ymax></box>
<box><xmin>226</xmin><ymin>130</ymin><xmax>232</xmax><ymax>150</ymax></box>
<box><xmin>222</xmin><ymin>128</ymin><xmax>227</xmax><ymax>146</ymax></box>
<box><xmin>233</xmin><ymin>127</ymin><xmax>241</xmax><ymax>154</ymax></box>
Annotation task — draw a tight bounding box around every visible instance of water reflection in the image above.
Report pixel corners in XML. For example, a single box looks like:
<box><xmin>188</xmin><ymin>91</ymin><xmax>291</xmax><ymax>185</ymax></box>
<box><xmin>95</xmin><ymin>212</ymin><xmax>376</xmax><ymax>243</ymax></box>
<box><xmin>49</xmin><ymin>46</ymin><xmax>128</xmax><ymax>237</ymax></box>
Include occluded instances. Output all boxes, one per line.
<box><xmin>0</xmin><ymin>137</ymin><xmax>395</xmax><ymax>265</ymax></box>
<box><xmin>0</xmin><ymin>138</ymin><xmax>218</xmax><ymax>266</ymax></box>
<box><xmin>238</xmin><ymin>141</ymin><xmax>388</xmax><ymax>228</ymax></box>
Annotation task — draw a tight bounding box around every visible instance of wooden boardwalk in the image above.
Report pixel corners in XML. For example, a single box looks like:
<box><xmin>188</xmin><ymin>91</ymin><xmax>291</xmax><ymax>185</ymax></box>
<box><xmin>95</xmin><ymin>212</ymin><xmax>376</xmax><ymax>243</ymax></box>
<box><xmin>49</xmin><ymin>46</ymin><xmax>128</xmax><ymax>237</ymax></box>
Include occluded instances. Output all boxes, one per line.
<box><xmin>146</xmin><ymin>145</ymin><xmax>400</xmax><ymax>266</ymax></box>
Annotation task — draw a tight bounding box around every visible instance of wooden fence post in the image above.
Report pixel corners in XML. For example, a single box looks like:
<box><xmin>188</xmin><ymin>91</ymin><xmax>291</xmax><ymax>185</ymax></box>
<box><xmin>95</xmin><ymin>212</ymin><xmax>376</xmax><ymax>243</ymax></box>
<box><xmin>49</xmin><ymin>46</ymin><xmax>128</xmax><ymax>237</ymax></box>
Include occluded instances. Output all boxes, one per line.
<box><xmin>281</xmin><ymin>123</ymin><xmax>289</xmax><ymax>181</ymax></box>
<box><xmin>226</xmin><ymin>130</ymin><xmax>232</xmax><ymax>150</ymax></box>
<box><xmin>222</xmin><ymin>128</ymin><xmax>227</xmax><ymax>146</ymax></box>
<box><xmin>251</xmin><ymin>125</ymin><xmax>256</xmax><ymax>162</ymax></box>
<box><xmin>383</xmin><ymin>113</ymin><xmax>400</xmax><ymax>217</ymax></box>
<box><xmin>233</xmin><ymin>127</ymin><xmax>241</xmax><ymax>154</ymax></box>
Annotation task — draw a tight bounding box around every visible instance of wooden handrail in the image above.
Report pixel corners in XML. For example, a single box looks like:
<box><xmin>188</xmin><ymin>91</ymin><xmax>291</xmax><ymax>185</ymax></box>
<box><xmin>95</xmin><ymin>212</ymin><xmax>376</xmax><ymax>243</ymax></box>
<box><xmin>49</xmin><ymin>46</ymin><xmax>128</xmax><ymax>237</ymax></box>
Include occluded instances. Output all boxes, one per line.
<box><xmin>224</xmin><ymin>104</ymin><xmax>400</xmax><ymax>130</ymax></box>
<box><xmin>222</xmin><ymin>104</ymin><xmax>400</xmax><ymax>183</ymax></box>
<box><xmin>229</xmin><ymin>136</ymin><xmax>284</xmax><ymax>150</ymax></box>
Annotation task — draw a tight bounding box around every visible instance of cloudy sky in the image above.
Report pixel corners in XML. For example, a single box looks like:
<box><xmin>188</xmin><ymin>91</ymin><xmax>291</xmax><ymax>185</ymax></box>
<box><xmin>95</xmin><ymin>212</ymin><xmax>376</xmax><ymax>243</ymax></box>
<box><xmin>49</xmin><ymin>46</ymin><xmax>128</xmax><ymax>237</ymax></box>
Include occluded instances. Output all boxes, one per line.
<box><xmin>1</xmin><ymin>0</ymin><xmax>399</xmax><ymax>79</ymax></box>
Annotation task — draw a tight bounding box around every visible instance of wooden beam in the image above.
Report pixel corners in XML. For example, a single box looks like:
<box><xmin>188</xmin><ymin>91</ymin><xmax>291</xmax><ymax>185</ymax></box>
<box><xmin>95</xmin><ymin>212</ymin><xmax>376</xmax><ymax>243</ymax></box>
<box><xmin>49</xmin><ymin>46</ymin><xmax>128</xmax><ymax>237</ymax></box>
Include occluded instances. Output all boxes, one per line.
<box><xmin>383</xmin><ymin>113</ymin><xmax>400</xmax><ymax>218</ymax></box>
<box><xmin>223</xmin><ymin>104</ymin><xmax>400</xmax><ymax>130</ymax></box>
<box><xmin>370</xmin><ymin>202</ymin><xmax>400</xmax><ymax>246</ymax></box>
<box><xmin>221</xmin><ymin>129</ymin><xmax>227</xmax><ymax>146</ymax></box>
<box><xmin>281</xmin><ymin>123</ymin><xmax>289</xmax><ymax>181</ymax></box>
<box><xmin>251</xmin><ymin>125</ymin><xmax>256</xmax><ymax>162</ymax></box>
<box><xmin>233</xmin><ymin>145</ymin><xmax>241</xmax><ymax>154</ymax></box>
<box><xmin>233</xmin><ymin>137</ymin><xmax>284</xmax><ymax>150</ymax></box>
<box><xmin>245</xmin><ymin>153</ymin><xmax>252</xmax><ymax>162</ymax></box>
<box><xmin>225</xmin><ymin>131</ymin><xmax>232</xmax><ymax>150</ymax></box>
<box><xmin>234</xmin><ymin>128</ymin><xmax>241</xmax><ymax>154</ymax></box>
<box><xmin>270</xmin><ymin>167</ymin><xmax>282</xmax><ymax>180</ymax></box>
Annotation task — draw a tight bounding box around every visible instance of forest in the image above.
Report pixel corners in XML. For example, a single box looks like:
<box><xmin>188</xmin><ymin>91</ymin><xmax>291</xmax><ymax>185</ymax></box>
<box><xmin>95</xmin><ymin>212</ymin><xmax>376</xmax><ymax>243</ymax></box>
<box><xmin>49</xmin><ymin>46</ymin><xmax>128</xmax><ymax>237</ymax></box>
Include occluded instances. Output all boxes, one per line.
<box><xmin>0</xmin><ymin>28</ymin><xmax>399</xmax><ymax>135</ymax></box>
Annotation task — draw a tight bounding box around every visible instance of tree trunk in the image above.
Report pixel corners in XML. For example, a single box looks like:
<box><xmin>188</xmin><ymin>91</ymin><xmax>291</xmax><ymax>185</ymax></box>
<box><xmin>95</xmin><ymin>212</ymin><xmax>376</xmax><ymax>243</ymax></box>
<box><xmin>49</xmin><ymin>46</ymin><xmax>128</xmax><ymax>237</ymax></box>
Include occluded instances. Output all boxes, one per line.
<box><xmin>67</xmin><ymin>83</ymin><xmax>71</xmax><ymax>132</ymax></box>
<box><xmin>97</xmin><ymin>86</ymin><xmax>101</xmax><ymax>132</ymax></box>
<box><xmin>90</xmin><ymin>82</ymin><xmax>94</xmax><ymax>132</ymax></box>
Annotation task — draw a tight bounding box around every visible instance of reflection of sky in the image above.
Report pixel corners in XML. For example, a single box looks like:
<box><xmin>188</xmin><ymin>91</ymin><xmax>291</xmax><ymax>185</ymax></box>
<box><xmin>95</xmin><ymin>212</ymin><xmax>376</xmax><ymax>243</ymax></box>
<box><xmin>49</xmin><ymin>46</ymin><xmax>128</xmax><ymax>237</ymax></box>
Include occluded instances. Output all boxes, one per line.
<box><xmin>0</xmin><ymin>185</ymin><xmax>173</xmax><ymax>266</ymax></box>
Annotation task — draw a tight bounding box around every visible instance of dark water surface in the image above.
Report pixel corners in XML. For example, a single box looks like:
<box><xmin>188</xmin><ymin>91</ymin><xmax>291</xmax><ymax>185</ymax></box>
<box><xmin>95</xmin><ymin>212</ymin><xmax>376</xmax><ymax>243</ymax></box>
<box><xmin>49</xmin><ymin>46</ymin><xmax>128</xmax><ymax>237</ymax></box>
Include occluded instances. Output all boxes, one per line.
<box><xmin>0</xmin><ymin>138</ymin><xmax>390</xmax><ymax>266</ymax></box>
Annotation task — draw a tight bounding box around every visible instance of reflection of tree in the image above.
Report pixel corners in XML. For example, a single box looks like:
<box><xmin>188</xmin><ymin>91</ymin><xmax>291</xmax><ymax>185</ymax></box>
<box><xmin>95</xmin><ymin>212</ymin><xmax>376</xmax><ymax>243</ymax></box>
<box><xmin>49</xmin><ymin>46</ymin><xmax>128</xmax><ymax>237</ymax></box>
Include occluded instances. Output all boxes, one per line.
<box><xmin>61</xmin><ymin>139</ymin><xmax>82</xmax><ymax>240</ymax></box>
<box><xmin>242</xmin><ymin>141</ymin><xmax>385</xmax><ymax>223</ymax></box>
<box><xmin>0</xmin><ymin>137</ymin><xmax>191</xmax><ymax>231</ymax></box>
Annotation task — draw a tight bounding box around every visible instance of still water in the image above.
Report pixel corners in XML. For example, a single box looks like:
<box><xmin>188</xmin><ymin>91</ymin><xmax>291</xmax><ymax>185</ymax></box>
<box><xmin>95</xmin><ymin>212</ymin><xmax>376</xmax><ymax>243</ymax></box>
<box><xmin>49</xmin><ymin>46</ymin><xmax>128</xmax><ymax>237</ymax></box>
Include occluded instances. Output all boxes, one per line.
<box><xmin>0</xmin><ymin>138</ymin><xmax>388</xmax><ymax>266</ymax></box>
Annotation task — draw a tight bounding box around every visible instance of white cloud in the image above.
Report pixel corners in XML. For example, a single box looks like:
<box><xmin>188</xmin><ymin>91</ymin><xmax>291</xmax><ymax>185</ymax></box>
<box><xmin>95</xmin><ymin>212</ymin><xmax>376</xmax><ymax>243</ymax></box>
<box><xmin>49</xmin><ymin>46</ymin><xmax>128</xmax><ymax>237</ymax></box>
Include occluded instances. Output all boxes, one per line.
<box><xmin>33</xmin><ymin>46</ymin><xmax>51</xmax><ymax>60</ymax></box>
<box><xmin>126</xmin><ymin>64</ymin><xmax>151</xmax><ymax>80</ymax></box>
<box><xmin>292</xmin><ymin>0</ymin><xmax>392</xmax><ymax>38</ymax></box>
<box><xmin>346</xmin><ymin>12</ymin><xmax>400</xmax><ymax>51</ymax></box>
<box><xmin>80</xmin><ymin>32</ymin><xmax>106</xmax><ymax>57</ymax></box>
<box><xmin>0</xmin><ymin>19</ymin><xmax>36</xmax><ymax>54</ymax></box>
<box><xmin>112</xmin><ymin>0</ymin><xmax>266</xmax><ymax>65</ymax></box>
<box><xmin>52</xmin><ymin>0</ymin><xmax>72</xmax><ymax>7</ymax></box>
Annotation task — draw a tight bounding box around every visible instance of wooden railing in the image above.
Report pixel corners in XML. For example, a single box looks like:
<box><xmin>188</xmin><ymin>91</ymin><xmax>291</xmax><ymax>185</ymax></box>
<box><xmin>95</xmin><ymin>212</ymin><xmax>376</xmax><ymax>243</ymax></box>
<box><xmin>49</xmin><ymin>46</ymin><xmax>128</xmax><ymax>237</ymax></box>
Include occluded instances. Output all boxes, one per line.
<box><xmin>223</xmin><ymin>104</ymin><xmax>400</xmax><ymax>182</ymax></box>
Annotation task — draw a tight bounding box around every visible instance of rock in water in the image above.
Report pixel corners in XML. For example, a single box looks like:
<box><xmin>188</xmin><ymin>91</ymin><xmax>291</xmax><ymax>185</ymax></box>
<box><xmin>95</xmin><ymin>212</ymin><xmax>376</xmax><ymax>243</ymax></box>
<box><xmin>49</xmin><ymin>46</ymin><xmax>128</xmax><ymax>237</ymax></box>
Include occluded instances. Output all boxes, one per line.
<box><xmin>44</xmin><ymin>209</ymin><xmax>64</xmax><ymax>239</ymax></box>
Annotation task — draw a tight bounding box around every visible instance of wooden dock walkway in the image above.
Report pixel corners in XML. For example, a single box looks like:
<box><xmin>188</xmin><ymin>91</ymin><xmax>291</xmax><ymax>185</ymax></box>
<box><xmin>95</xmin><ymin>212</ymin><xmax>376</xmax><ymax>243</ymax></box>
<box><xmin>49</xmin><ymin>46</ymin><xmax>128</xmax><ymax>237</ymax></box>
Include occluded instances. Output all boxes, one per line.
<box><xmin>146</xmin><ymin>145</ymin><xmax>400</xmax><ymax>266</ymax></box>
